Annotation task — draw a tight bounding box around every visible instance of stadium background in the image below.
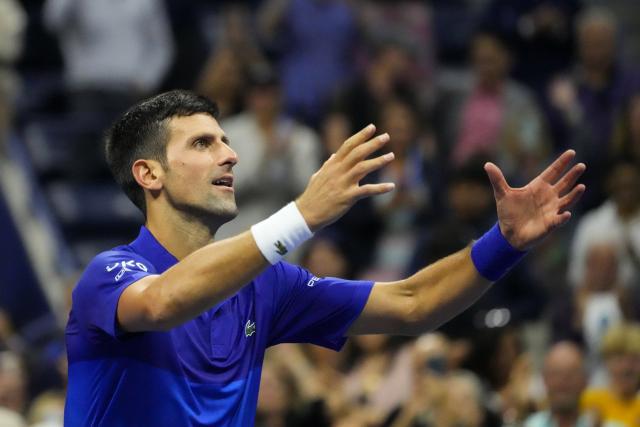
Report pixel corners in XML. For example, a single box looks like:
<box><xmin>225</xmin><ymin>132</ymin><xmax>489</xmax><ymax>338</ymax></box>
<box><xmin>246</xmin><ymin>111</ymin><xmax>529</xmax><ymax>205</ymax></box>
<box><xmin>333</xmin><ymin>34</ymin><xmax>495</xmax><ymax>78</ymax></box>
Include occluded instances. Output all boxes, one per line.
<box><xmin>0</xmin><ymin>0</ymin><xmax>639</xmax><ymax>426</ymax></box>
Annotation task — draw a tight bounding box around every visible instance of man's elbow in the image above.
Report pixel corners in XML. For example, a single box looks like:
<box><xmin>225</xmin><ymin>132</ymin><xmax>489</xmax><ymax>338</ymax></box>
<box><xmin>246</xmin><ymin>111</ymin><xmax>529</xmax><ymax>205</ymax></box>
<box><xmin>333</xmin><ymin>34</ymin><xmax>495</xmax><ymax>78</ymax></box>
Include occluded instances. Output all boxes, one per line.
<box><xmin>143</xmin><ymin>294</ymin><xmax>181</xmax><ymax>331</ymax></box>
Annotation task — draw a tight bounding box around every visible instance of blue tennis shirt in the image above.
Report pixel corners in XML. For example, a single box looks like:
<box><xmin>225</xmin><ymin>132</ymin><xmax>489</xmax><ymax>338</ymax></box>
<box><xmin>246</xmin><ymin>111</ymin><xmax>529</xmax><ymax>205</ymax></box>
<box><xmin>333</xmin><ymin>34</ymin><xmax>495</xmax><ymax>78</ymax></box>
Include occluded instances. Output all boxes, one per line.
<box><xmin>65</xmin><ymin>226</ymin><xmax>373</xmax><ymax>426</ymax></box>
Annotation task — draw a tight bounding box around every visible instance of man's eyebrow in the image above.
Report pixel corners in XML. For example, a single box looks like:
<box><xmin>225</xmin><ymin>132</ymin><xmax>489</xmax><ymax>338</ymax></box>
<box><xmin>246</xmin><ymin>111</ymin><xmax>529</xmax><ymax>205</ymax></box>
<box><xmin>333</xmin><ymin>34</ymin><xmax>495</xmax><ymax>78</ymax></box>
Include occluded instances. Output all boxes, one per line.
<box><xmin>222</xmin><ymin>135</ymin><xmax>231</xmax><ymax>145</ymax></box>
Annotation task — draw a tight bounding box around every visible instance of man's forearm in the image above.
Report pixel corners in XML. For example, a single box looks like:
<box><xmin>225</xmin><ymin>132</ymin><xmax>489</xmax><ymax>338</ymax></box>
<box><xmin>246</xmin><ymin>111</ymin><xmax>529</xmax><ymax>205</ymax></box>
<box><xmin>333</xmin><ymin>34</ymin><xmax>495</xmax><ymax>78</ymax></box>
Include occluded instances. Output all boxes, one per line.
<box><xmin>401</xmin><ymin>246</ymin><xmax>492</xmax><ymax>334</ymax></box>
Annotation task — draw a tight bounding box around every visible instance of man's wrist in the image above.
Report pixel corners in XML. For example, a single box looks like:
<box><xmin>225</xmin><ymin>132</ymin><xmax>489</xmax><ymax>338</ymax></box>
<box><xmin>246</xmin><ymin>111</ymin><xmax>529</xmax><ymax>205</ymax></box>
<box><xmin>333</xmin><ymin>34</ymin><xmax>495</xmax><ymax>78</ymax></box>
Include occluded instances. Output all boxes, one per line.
<box><xmin>471</xmin><ymin>223</ymin><xmax>527</xmax><ymax>282</ymax></box>
<box><xmin>251</xmin><ymin>202</ymin><xmax>314</xmax><ymax>264</ymax></box>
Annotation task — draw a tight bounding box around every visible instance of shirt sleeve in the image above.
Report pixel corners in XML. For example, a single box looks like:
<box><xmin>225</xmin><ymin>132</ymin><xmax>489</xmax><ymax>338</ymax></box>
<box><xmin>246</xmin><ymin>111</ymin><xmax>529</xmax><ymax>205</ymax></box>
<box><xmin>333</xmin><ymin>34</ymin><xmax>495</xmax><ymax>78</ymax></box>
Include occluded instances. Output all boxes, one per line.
<box><xmin>266</xmin><ymin>262</ymin><xmax>374</xmax><ymax>350</ymax></box>
<box><xmin>72</xmin><ymin>250</ymin><xmax>154</xmax><ymax>339</ymax></box>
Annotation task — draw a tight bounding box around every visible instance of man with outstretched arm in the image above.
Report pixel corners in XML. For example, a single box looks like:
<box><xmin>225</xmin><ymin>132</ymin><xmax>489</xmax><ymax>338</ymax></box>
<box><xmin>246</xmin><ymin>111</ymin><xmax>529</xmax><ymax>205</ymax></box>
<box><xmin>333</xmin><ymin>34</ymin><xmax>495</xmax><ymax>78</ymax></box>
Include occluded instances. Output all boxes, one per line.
<box><xmin>64</xmin><ymin>90</ymin><xmax>586</xmax><ymax>426</ymax></box>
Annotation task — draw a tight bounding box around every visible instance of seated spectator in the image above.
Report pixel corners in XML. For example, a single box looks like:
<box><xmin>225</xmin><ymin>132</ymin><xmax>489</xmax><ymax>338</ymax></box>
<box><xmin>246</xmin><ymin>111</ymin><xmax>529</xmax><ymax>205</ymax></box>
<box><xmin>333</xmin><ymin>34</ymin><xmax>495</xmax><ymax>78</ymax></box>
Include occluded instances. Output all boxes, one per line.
<box><xmin>341</xmin><ymin>335</ymin><xmax>413</xmax><ymax>424</ymax></box>
<box><xmin>480</xmin><ymin>0</ymin><xmax>580</xmax><ymax>102</ymax></box>
<box><xmin>524</xmin><ymin>341</ymin><xmax>594</xmax><ymax>427</ymax></box>
<box><xmin>357</xmin><ymin>0</ymin><xmax>435</xmax><ymax>102</ymax></box>
<box><xmin>581</xmin><ymin>323</ymin><xmax>640</xmax><ymax>427</ymax></box>
<box><xmin>301</xmin><ymin>233</ymin><xmax>355</xmax><ymax>279</ymax></box>
<box><xmin>0</xmin><ymin>407</ymin><xmax>25</xmax><ymax>427</ymax></box>
<box><xmin>410</xmin><ymin>160</ymin><xmax>546</xmax><ymax>338</ymax></box>
<box><xmin>196</xmin><ymin>5</ymin><xmax>267</xmax><ymax>119</ymax></box>
<box><xmin>435</xmin><ymin>30</ymin><xmax>550</xmax><ymax>183</ymax></box>
<box><xmin>256</xmin><ymin>359</ymin><xmax>331</xmax><ymax>427</ymax></box>
<box><xmin>27</xmin><ymin>390</ymin><xmax>64</xmax><ymax>427</ymax></box>
<box><xmin>217</xmin><ymin>65</ymin><xmax>321</xmax><ymax>240</ymax></box>
<box><xmin>367</xmin><ymin>97</ymin><xmax>438</xmax><ymax>278</ymax></box>
<box><xmin>332</xmin><ymin>42</ymin><xmax>418</xmax><ymax>134</ymax></box>
<box><xmin>548</xmin><ymin>7</ymin><xmax>640</xmax><ymax>210</ymax></box>
<box><xmin>611</xmin><ymin>92</ymin><xmax>640</xmax><ymax>162</ymax></box>
<box><xmin>568</xmin><ymin>161</ymin><xmax>640</xmax><ymax>291</ymax></box>
<box><xmin>315</xmin><ymin>113</ymin><xmax>382</xmax><ymax>275</ymax></box>
<box><xmin>388</xmin><ymin>334</ymin><xmax>500</xmax><ymax>427</ymax></box>
<box><xmin>258</xmin><ymin>0</ymin><xmax>358</xmax><ymax>125</ymax></box>
<box><xmin>0</xmin><ymin>351</ymin><xmax>26</xmax><ymax>415</ymax></box>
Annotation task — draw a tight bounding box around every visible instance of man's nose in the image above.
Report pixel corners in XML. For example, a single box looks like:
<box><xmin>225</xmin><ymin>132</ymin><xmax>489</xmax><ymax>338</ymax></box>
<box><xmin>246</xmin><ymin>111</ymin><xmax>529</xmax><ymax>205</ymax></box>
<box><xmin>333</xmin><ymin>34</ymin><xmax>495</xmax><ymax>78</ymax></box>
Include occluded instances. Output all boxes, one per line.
<box><xmin>219</xmin><ymin>144</ymin><xmax>238</xmax><ymax>167</ymax></box>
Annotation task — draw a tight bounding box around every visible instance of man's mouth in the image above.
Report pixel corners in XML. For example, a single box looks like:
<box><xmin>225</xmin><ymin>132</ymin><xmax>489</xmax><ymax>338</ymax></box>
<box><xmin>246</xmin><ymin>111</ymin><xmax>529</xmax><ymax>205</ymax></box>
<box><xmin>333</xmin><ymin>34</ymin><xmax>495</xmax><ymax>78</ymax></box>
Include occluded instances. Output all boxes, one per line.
<box><xmin>212</xmin><ymin>175</ymin><xmax>234</xmax><ymax>190</ymax></box>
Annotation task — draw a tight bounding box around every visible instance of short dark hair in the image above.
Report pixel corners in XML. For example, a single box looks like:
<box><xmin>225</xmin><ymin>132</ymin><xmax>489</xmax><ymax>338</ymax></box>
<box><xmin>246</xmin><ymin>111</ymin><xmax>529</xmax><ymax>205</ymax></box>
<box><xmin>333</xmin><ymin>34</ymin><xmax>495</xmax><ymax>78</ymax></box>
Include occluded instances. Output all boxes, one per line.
<box><xmin>105</xmin><ymin>90</ymin><xmax>219</xmax><ymax>215</ymax></box>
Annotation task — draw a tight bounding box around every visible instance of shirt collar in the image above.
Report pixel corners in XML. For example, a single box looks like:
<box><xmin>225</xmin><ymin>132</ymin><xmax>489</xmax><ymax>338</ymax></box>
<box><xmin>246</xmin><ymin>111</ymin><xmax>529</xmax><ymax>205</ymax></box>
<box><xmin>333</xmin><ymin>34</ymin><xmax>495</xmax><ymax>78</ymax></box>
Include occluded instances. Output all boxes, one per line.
<box><xmin>129</xmin><ymin>226</ymin><xmax>179</xmax><ymax>273</ymax></box>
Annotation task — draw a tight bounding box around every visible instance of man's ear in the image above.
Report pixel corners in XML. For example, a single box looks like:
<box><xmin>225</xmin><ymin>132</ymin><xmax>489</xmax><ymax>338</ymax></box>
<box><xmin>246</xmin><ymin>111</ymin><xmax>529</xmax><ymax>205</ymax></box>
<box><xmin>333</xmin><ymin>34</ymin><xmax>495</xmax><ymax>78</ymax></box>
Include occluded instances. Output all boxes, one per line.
<box><xmin>132</xmin><ymin>159</ymin><xmax>164</xmax><ymax>191</ymax></box>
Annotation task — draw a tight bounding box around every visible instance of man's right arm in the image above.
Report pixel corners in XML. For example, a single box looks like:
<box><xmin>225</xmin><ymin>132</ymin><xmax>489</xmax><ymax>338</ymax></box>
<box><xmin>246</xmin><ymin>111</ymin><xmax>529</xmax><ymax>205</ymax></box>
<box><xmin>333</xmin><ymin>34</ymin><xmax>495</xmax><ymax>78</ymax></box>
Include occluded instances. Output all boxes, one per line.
<box><xmin>117</xmin><ymin>125</ymin><xmax>394</xmax><ymax>332</ymax></box>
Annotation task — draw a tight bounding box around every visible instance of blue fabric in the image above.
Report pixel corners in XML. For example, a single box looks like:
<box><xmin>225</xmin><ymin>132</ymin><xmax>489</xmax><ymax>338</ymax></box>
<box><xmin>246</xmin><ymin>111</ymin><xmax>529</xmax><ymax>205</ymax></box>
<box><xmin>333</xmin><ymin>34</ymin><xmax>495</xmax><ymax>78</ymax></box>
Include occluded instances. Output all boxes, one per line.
<box><xmin>471</xmin><ymin>223</ymin><xmax>527</xmax><ymax>281</ymax></box>
<box><xmin>65</xmin><ymin>226</ymin><xmax>373</xmax><ymax>426</ymax></box>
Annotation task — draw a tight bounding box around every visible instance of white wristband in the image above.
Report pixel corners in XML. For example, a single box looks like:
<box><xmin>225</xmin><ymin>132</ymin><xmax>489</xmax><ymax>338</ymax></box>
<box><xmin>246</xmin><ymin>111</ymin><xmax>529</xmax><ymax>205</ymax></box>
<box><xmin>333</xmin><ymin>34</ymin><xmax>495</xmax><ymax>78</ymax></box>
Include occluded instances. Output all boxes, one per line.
<box><xmin>251</xmin><ymin>202</ymin><xmax>314</xmax><ymax>264</ymax></box>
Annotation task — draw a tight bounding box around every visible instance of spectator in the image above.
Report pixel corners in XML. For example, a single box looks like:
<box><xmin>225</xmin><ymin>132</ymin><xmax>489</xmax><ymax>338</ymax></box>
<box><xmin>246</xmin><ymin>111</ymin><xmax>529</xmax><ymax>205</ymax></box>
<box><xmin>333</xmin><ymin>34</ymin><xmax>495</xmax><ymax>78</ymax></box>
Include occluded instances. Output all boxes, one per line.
<box><xmin>548</xmin><ymin>7</ymin><xmax>640</xmax><ymax>210</ymax></box>
<box><xmin>568</xmin><ymin>161</ymin><xmax>640</xmax><ymax>290</ymax></box>
<box><xmin>481</xmin><ymin>0</ymin><xmax>580</xmax><ymax>101</ymax></box>
<box><xmin>0</xmin><ymin>407</ymin><xmax>25</xmax><ymax>427</ymax></box>
<box><xmin>217</xmin><ymin>65</ymin><xmax>321</xmax><ymax>239</ymax></box>
<box><xmin>368</xmin><ymin>97</ymin><xmax>437</xmax><ymax>278</ymax></box>
<box><xmin>43</xmin><ymin>0</ymin><xmax>174</xmax><ymax>114</ymax></box>
<box><xmin>435</xmin><ymin>30</ymin><xmax>549</xmax><ymax>183</ymax></box>
<box><xmin>357</xmin><ymin>0</ymin><xmax>435</xmax><ymax>104</ymax></box>
<box><xmin>0</xmin><ymin>0</ymin><xmax>25</xmax><ymax>156</ymax></box>
<box><xmin>258</xmin><ymin>0</ymin><xmax>358</xmax><ymax>126</ymax></box>
<box><xmin>410</xmin><ymin>160</ymin><xmax>546</xmax><ymax>338</ymax></box>
<box><xmin>333</xmin><ymin>42</ymin><xmax>417</xmax><ymax>134</ymax></box>
<box><xmin>341</xmin><ymin>335</ymin><xmax>413</xmax><ymax>424</ymax></box>
<box><xmin>301</xmin><ymin>233</ymin><xmax>354</xmax><ymax>279</ymax></box>
<box><xmin>583</xmin><ymin>0</ymin><xmax>640</xmax><ymax>65</ymax></box>
<box><xmin>315</xmin><ymin>113</ymin><xmax>383</xmax><ymax>275</ymax></box>
<box><xmin>0</xmin><ymin>351</ymin><xmax>26</xmax><ymax>415</ymax></box>
<box><xmin>196</xmin><ymin>5</ymin><xmax>267</xmax><ymax>119</ymax></box>
<box><xmin>256</xmin><ymin>359</ymin><xmax>331</xmax><ymax>427</ymax></box>
<box><xmin>611</xmin><ymin>92</ymin><xmax>640</xmax><ymax>162</ymax></box>
<box><xmin>581</xmin><ymin>323</ymin><xmax>640</xmax><ymax>427</ymax></box>
<box><xmin>524</xmin><ymin>341</ymin><xmax>594</xmax><ymax>427</ymax></box>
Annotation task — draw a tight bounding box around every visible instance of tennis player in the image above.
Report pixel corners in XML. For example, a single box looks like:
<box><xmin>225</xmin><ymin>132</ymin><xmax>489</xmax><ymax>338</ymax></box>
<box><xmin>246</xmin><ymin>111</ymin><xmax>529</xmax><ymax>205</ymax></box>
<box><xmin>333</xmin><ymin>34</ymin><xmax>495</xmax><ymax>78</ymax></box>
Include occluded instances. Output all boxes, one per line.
<box><xmin>64</xmin><ymin>90</ymin><xmax>585</xmax><ymax>426</ymax></box>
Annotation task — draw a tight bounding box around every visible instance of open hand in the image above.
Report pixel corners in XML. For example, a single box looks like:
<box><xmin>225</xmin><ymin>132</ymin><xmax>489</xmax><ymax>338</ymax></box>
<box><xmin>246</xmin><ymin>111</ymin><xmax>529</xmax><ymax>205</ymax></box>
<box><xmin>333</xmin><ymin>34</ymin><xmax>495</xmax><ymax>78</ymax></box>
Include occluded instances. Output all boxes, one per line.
<box><xmin>485</xmin><ymin>150</ymin><xmax>586</xmax><ymax>250</ymax></box>
<box><xmin>296</xmin><ymin>124</ymin><xmax>395</xmax><ymax>232</ymax></box>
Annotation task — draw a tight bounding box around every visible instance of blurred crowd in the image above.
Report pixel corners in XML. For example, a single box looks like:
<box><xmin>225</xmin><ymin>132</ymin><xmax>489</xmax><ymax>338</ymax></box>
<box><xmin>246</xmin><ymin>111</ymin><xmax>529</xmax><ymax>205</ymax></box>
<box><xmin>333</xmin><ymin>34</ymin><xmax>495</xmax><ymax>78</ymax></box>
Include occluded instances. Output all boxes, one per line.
<box><xmin>1</xmin><ymin>0</ymin><xmax>640</xmax><ymax>426</ymax></box>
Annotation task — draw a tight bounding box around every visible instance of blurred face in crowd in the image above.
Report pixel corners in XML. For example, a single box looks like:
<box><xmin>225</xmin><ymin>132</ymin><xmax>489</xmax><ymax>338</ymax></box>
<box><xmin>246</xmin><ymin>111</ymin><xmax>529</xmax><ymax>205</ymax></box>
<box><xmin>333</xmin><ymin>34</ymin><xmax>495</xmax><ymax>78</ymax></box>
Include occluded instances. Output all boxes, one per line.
<box><xmin>629</xmin><ymin>95</ymin><xmax>640</xmax><ymax>145</ymax></box>
<box><xmin>413</xmin><ymin>333</ymin><xmax>450</xmax><ymax>377</ymax></box>
<box><xmin>608</xmin><ymin>163</ymin><xmax>640</xmax><ymax>215</ymax></box>
<box><xmin>448</xmin><ymin>178</ymin><xmax>493</xmax><ymax>223</ymax></box>
<box><xmin>322</xmin><ymin>113</ymin><xmax>351</xmax><ymax>154</ymax></box>
<box><xmin>542</xmin><ymin>342</ymin><xmax>586</xmax><ymax>415</ymax></box>
<box><xmin>353</xmin><ymin>334</ymin><xmax>388</xmax><ymax>354</ymax></box>
<box><xmin>584</xmin><ymin>244</ymin><xmax>619</xmax><ymax>291</ymax></box>
<box><xmin>257</xmin><ymin>364</ymin><xmax>292</xmax><ymax>416</ymax></box>
<box><xmin>606</xmin><ymin>351</ymin><xmax>640</xmax><ymax>398</ymax></box>
<box><xmin>472</xmin><ymin>34</ymin><xmax>511</xmax><ymax>90</ymax></box>
<box><xmin>578</xmin><ymin>18</ymin><xmax>616</xmax><ymax>73</ymax></box>
<box><xmin>147</xmin><ymin>114</ymin><xmax>238</xmax><ymax>223</ymax></box>
<box><xmin>0</xmin><ymin>352</ymin><xmax>26</xmax><ymax>413</ymax></box>
<box><xmin>380</xmin><ymin>100</ymin><xmax>418</xmax><ymax>155</ymax></box>
<box><xmin>442</xmin><ymin>374</ymin><xmax>484</xmax><ymax>427</ymax></box>
<box><xmin>248</xmin><ymin>84</ymin><xmax>281</xmax><ymax>122</ymax></box>
<box><xmin>303</xmin><ymin>238</ymin><xmax>350</xmax><ymax>278</ymax></box>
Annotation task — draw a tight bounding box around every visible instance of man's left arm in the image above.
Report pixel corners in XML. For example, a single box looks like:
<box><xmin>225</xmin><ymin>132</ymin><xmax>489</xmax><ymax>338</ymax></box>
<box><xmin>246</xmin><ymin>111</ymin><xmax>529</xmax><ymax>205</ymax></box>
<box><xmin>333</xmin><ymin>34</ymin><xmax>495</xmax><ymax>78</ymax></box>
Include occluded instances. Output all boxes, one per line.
<box><xmin>349</xmin><ymin>150</ymin><xmax>586</xmax><ymax>335</ymax></box>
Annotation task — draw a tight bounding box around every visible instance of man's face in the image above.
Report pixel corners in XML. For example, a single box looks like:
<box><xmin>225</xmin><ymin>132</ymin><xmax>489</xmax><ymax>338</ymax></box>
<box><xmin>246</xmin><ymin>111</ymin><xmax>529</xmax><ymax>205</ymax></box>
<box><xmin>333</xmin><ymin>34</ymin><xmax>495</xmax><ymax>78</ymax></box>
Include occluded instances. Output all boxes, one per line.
<box><xmin>160</xmin><ymin>113</ymin><xmax>239</xmax><ymax>221</ymax></box>
<box><xmin>543</xmin><ymin>347</ymin><xmax>586</xmax><ymax>414</ymax></box>
<box><xmin>472</xmin><ymin>35</ymin><xmax>510</xmax><ymax>89</ymax></box>
<box><xmin>578</xmin><ymin>21</ymin><xmax>615</xmax><ymax>72</ymax></box>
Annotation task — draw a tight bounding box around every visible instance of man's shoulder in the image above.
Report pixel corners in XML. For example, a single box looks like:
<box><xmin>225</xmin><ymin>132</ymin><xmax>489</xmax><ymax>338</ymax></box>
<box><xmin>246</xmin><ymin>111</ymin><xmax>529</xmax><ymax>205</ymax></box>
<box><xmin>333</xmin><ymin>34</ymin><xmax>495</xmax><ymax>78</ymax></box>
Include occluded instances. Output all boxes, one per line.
<box><xmin>76</xmin><ymin>245</ymin><xmax>155</xmax><ymax>288</ymax></box>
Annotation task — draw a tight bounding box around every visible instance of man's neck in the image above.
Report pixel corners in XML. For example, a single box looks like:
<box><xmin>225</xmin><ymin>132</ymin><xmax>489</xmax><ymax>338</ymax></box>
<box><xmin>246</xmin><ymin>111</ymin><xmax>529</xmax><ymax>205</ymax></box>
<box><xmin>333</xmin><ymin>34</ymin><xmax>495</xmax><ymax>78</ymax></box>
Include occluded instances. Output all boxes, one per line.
<box><xmin>145</xmin><ymin>208</ymin><xmax>218</xmax><ymax>260</ymax></box>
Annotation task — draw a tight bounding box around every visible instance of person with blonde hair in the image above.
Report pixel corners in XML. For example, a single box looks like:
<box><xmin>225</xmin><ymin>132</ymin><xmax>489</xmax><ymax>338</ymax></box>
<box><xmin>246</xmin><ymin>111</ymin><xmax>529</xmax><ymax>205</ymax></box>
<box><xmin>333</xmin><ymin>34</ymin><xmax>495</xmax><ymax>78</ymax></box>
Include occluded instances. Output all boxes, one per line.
<box><xmin>581</xmin><ymin>323</ymin><xmax>640</xmax><ymax>426</ymax></box>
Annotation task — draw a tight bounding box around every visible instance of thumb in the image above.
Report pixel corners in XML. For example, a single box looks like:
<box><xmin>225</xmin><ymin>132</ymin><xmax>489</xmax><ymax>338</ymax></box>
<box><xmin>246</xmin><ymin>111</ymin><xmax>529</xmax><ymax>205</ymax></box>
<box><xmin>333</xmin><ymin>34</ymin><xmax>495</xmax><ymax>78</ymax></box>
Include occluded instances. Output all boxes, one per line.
<box><xmin>484</xmin><ymin>162</ymin><xmax>509</xmax><ymax>199</ymax></box>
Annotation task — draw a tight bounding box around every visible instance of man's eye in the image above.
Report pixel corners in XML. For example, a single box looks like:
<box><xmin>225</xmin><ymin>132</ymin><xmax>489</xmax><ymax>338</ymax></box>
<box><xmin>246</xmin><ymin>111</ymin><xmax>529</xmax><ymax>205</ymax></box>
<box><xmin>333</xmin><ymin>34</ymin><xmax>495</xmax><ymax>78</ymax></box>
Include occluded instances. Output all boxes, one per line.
<box><xmin>194</xmin><ymin>139</ymin><xmax>209</xmax><ymax>148</ymax></box>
